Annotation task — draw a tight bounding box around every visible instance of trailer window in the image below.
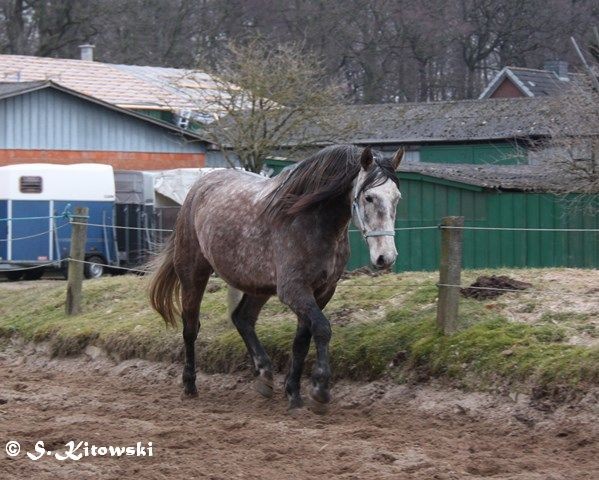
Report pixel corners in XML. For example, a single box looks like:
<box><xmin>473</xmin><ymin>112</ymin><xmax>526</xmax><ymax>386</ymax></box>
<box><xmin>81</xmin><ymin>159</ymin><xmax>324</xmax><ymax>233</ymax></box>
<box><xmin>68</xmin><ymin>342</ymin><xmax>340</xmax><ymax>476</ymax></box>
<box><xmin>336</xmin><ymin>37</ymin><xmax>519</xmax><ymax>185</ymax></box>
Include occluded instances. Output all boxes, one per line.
<box><xmin>19</xmin><ymin>176</ymin><xmax>43</xmax><ymax>193</ymax></box>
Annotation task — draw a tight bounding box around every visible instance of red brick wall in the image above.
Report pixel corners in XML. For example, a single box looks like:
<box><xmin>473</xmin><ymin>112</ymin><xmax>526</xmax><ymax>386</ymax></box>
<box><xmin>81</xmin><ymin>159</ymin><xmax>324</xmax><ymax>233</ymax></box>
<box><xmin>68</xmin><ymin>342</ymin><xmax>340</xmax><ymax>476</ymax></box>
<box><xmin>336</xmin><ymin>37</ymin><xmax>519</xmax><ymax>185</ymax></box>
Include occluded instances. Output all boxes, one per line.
<box><xmin>0</xmin><ymin>149</ymin><xmax>205</xmax><ymax>170</ymax></box>
<box><xmin>489</xmin><ymin>78</ymin><xmax>526</xmax><ymax>98</ymax></box>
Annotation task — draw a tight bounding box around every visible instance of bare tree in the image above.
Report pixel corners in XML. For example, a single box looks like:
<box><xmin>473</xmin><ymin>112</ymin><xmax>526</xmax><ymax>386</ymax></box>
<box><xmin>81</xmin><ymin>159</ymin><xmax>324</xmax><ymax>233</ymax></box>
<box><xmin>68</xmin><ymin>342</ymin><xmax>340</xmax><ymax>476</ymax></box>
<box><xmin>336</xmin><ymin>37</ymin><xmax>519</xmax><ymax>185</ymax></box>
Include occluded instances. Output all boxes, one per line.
<box><xmin>1</xmin><ymin>0</ymin><xmax>599</xmax><ymax>102</ymax></box>
<box><xmin>191</xmin><ymin>37</ymin><xmax>345</xmax><ymax>173</ymax></box>
<box><xmin>541</xmin><ymin>37</ymin><xmax>599</xmax><ymax>210</ymax></box>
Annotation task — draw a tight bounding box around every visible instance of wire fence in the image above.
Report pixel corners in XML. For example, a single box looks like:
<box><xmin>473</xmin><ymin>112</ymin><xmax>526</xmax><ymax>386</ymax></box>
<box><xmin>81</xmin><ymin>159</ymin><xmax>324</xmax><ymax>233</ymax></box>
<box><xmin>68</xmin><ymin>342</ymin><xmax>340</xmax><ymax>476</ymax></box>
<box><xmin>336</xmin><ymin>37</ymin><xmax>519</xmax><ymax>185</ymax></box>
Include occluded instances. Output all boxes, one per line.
<box><xmin>440</xmin><ymin>225</ymin><xmax>599</xmax><ymax>232</ymax></box>
<box><xmin>70</xmin><ymin>221</ymin><xmax>174</xmax><ymax>233</ymax></box>
<box><xmin>5</xmin><ymin>213</ymin><xmax>599</xmax><ymax>235</ymax></box>
<box><xmin>2</xmin><ymin>215</ymin><xmax>598</xmax><ymax>300</ymax></box>
<box><xmin>65</xmin><ymin>257</ymin><xmax>148</xmax><ymax>274</ymax></box>
<box><xmin>0</xmin><ymin>222</ymin><xmax>69</xmax><ymax>242</ymax></box>
<box><xmin>2</xmin><ymin>256</ymin><xmax>595</xmax><ymax>299</ymax></box>
<box><xmin>0</xmin><ymin>261</ymin><xmax>62</xmax><ymax>272</ymax></box>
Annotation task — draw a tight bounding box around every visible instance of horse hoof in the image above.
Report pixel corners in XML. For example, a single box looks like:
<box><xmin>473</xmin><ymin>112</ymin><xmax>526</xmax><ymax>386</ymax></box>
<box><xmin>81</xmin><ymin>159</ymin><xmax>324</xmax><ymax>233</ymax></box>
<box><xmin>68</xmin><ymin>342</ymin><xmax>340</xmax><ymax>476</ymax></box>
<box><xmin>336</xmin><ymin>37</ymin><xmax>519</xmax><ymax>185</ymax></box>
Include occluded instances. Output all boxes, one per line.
<box><xmin>287</xmin><ymin>395</ymin><xmax>304</xmax><ymax>409</ymax></box>
<box><xmin>310</xmin><ymin>385</ymin><xmax>331</xmax><ymax>404</ymax></box>
<box><xmin>181</xmin><ymin>390</ymin><xmax>198</xmax><ymax>400</ymax></box>
<box><xmin>255</xmin><ymin>377</ymin><xmax>274</xmax><ymax>398</ymax></box>
<box><xmin>307</xmin><ymin>395</ymin><xmax>329</xmax><ymax>415</ymax></box>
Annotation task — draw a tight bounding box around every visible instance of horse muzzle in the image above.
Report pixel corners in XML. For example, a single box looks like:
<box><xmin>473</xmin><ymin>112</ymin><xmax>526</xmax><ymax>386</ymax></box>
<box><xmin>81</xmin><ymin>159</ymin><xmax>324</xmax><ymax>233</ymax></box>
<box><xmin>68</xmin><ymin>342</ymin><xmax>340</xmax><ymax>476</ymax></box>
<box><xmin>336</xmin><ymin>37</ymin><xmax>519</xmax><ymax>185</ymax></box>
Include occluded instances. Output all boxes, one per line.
<box><xmin>373</xmin><ymin>253</ymin><xmax>396</xmax><ymax>270</ymax></box>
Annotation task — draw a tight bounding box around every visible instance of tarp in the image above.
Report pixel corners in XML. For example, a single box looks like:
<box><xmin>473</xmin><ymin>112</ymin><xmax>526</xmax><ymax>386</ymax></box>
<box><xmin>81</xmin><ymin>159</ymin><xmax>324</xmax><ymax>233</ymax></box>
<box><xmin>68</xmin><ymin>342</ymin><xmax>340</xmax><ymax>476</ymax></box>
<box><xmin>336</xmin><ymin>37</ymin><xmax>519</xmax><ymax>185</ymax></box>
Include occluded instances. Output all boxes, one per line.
<box><xmin>152</xmin><ymin>168</ymin><xmax>223</xmax><ymax>206</ymax></box>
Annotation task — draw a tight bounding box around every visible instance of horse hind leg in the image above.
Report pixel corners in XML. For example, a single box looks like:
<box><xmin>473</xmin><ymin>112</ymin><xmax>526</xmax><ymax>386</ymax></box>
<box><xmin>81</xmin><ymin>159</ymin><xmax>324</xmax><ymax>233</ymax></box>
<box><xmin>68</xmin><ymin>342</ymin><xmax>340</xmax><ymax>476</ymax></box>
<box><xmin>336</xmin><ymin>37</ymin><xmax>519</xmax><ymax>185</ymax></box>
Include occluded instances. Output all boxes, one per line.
<box><xmin>179</xmin><ymin>264</ymin><xmax>212</xmax><ymax>398</ymax></box>
<box><xmin>231</xmin><ymin>293</ymin><xmax>274</xmax><ymax>398</ymax></box>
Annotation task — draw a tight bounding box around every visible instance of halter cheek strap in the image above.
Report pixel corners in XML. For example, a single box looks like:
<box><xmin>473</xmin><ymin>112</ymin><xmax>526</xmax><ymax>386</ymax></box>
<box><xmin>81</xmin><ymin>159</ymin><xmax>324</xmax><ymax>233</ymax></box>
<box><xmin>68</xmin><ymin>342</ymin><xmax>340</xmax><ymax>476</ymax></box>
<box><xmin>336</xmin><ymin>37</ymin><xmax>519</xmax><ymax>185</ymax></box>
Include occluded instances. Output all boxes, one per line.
<box><xmin>352</xmin><ymin>197</ymin><xmax>395</xmax><ymax>239</ymax></box>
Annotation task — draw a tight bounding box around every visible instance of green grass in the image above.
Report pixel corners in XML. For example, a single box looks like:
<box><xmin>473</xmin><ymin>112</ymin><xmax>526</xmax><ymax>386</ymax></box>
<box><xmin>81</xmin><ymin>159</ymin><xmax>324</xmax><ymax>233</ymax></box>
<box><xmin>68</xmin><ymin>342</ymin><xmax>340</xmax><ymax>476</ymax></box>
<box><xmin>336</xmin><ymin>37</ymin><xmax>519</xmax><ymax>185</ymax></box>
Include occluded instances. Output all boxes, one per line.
<box><xmin>0</xmin><ymin>269</ymin><xmax>597</xmax><ymax>398</ymax></box>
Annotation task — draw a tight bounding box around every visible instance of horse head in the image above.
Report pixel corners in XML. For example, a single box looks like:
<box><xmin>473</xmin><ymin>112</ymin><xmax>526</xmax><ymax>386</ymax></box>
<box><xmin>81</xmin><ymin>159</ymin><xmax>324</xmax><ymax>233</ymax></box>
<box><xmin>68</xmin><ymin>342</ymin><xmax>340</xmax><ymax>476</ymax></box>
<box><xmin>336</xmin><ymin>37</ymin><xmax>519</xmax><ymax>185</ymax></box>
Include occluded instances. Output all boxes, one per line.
<box><xmin>352</xmin><ymin>147</ymin><xmax>404</xmax><ymax>270</ymax></box>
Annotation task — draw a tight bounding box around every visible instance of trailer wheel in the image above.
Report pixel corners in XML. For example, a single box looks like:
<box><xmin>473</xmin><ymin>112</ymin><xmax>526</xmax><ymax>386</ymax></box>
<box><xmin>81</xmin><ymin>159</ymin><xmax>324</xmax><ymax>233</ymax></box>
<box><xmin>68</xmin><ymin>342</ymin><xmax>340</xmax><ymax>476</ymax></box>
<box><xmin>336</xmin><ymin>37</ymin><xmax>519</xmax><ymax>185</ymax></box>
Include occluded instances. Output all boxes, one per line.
<box><xmin>84</xmin><ymin>255</ymin><xmax>105</xmax><ymax>279</ymax></box>
<box><xmin>6</xmin><ymin>271</ymin><xmax>23</xmax><ymax>281</ymax></box>
<box><xmin>23</xmin><ymin>268</ymin><xmax>44</xmax><ymax>281</ymax></box>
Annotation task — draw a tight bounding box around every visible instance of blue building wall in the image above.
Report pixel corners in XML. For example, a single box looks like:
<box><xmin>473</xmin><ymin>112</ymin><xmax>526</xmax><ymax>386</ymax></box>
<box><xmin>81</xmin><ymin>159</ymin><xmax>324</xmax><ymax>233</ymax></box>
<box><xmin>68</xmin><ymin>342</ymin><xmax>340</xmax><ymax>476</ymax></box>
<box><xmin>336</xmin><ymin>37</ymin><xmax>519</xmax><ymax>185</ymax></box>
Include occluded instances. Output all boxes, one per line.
<box><xmin>0</xmin><ymin>88</ymin><xmax>205</xmax><ymax>154</ymax></box>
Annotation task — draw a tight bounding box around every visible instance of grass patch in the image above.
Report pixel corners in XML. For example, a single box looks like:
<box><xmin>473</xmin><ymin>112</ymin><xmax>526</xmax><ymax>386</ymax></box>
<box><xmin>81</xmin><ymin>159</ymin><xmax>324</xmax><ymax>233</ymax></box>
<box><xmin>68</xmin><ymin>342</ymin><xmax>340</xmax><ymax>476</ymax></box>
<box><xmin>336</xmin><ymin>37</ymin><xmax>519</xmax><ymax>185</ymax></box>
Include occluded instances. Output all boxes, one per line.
<box><xmin>0</xmin><ymin>269</ymin><xmax>598</xmax><ymax>398</ymax></box>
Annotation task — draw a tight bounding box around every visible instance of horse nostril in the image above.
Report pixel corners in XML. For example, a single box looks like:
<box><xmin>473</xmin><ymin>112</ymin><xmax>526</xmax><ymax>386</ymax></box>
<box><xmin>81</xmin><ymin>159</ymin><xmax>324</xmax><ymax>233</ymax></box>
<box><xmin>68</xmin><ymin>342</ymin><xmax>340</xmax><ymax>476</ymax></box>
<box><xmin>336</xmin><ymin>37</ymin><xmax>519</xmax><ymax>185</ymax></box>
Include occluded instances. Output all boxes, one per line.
<box><xmin>376</xmin><ymin>255</ymin><xmax>386</xmax><ymax>267</ymax></box>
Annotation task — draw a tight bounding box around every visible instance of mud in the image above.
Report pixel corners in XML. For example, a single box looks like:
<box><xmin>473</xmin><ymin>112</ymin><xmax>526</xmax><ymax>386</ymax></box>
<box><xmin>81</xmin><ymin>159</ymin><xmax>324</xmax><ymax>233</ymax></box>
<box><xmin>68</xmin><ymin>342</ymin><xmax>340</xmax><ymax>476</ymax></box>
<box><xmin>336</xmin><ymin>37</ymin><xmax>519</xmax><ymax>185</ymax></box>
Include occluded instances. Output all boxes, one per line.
<box><xmin>461</xmin><ymin>275</ymin><xmax>532</xmax><ymax>300</ymax></box>
<box><xmin>0</xmin><ymin>343</ymin><xmax>597</xmax><ymax>480</ymax></box>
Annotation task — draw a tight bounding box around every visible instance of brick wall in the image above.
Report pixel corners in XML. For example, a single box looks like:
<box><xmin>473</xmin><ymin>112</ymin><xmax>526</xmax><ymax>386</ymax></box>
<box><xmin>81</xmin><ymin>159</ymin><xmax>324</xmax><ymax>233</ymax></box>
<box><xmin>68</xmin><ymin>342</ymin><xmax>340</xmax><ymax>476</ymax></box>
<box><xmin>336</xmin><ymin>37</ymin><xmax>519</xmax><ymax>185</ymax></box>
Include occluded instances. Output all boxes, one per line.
<box><xmin>0</xmin><ymin>149</ymin><xmax>205</xmax><ymax>170</ymax></box>
<box><xmin>489</xmin><ymin>78</ymin><xmax>525</xmax><ymax>98</ymax></box>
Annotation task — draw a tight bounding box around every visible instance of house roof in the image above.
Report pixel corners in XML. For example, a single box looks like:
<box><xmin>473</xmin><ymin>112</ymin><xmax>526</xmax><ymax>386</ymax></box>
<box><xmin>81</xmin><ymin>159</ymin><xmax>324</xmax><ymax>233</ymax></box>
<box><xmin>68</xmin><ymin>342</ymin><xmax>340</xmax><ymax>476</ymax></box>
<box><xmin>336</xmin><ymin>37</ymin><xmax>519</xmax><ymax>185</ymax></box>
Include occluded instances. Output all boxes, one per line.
<box><xmin>479</xmin><ymin>66</ymin><xmax>571</xmax><ymax>99</ymax></box>
<box><xmin>266</xmin><ymin>155</ymin><xmax>580</xmax><ymax>192</ymax></box>
<box><xmin>399</xmin><ymin>163</ymin><xmax>580</xmax><ymax>192</ymax></box>
<box><xmin>294</xmin><ymin>96</ymin><xmax>595</xmax><ymax>146</ymax></box>
<box><xmin>0</xmin><ymin>80</ymin><xmax>49</xmax><ymax>98</ymax></box>
<box><xmin>0</xmin><ymin>54</ymin><xmax>226</xmax><ymax>117</ymax></box>
<box><xmin>0</xmin><ymin>80</ymin><xmax>209</xmax><ymax>142</ymax></box>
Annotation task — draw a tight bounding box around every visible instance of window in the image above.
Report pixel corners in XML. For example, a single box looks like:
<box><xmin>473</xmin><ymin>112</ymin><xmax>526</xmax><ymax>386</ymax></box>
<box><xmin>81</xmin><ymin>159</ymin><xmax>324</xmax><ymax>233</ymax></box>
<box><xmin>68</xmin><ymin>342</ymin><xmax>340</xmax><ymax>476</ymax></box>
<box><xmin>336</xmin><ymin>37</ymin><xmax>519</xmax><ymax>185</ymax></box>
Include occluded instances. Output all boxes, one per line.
<box><xmin>19</xmin><ymin>176</ymin><xmax>43</xmax><ymax>193</ymax></box>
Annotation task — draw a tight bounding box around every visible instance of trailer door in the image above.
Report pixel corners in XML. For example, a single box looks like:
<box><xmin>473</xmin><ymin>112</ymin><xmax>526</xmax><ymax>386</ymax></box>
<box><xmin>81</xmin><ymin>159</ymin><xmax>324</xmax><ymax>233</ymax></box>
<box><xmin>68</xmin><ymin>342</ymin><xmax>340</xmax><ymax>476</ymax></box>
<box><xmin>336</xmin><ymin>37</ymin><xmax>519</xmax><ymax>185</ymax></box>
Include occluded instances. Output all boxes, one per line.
<box><xmin>11</xmin><ymin>201</ymin><xmax>52</xmax><ymax>261</ymax></box>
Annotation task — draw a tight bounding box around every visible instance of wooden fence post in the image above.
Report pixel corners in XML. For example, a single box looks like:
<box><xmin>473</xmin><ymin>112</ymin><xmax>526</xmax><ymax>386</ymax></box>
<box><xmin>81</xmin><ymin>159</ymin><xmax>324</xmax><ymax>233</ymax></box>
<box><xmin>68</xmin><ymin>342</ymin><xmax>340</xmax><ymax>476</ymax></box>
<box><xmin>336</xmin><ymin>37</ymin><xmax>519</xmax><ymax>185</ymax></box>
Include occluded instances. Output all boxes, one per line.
<box><xmin>436</xmin><ymin>216</ymin><xmax>464</xmax><ymax>334</ymax></box>
<box><xmin>65</xmin><ymin>206</ymin><xmax>88</xmax><ymax>316</ymax></box>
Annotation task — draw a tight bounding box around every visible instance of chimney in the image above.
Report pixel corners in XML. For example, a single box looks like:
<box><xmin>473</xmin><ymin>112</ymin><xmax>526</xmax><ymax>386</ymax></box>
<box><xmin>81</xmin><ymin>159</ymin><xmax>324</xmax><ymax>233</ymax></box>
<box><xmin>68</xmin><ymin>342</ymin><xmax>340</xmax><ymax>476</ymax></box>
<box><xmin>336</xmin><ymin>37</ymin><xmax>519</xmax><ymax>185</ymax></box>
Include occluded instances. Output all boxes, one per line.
<box><xmin>544</xmin><ymin>60</ymin><xmax>569</xmax><ymax>80</ymax></box>
<box><xmin>78</xmin><ymin>44</ymin><xmax>95</xmax><ymax>61</ymax></box>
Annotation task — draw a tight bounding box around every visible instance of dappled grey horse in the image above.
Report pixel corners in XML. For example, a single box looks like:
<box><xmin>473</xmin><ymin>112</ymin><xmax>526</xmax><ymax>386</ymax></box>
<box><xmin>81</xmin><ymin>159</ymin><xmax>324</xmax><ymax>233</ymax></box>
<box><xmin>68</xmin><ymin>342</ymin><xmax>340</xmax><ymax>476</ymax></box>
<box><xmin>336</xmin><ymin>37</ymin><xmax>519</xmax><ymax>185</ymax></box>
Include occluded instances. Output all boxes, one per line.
<box><xmin>149</xmin><ymin>145</ymin><xmax>403</xmax><ymax>411</ymax></box>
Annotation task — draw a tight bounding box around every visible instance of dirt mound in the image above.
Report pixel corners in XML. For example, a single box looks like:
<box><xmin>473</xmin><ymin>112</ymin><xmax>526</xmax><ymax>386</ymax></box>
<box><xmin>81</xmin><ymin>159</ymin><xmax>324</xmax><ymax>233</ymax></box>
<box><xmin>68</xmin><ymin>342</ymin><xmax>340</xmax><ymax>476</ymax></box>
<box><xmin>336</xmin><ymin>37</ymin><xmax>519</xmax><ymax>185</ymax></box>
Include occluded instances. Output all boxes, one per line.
<box><xmin>461</xmin><ymin>275</ymin><xmax>532</xmax><ymax>300</ymax></box>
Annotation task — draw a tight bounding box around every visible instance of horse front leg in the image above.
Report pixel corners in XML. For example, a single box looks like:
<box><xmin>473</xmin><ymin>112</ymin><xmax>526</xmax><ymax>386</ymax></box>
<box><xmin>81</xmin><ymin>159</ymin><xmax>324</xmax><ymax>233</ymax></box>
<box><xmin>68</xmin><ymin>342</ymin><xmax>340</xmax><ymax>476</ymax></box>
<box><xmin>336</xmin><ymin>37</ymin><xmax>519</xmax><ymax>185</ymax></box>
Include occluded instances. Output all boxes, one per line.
<box><xmin>285</xmin><ymin>322</ymin><xmax>311</xmax><ymax>409</ymax></box>
<box><xmin>308</xmin><ymin>305</ymin><xmax>333</xmax><ymax>413</ymax></box>
<box><xmin>282</xmin><ymin>291</ymin><xmax>332</xmax><ymax>413</ymax></box>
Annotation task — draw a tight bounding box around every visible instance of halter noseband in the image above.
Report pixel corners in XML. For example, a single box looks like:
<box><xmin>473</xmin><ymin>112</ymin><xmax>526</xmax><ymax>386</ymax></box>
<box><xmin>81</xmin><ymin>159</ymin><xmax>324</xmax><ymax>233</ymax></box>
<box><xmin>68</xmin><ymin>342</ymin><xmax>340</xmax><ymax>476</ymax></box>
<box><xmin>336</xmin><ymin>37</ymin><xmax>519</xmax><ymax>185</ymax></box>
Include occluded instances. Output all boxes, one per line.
<box><xmin>352</xmin><ymin>194</ymin><xmax>396</xmax><ymax>240</ymax></box>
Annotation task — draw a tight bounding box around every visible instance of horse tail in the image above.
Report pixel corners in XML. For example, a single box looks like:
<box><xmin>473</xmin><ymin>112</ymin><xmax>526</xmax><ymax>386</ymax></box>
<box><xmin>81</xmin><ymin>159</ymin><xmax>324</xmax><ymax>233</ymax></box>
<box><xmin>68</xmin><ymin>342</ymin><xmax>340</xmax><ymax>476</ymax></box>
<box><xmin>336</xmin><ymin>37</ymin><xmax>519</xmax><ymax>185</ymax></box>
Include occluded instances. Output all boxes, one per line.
<box><xmin>148</xmin><ymin>234</ymin><xmax>180</xmax><ymax>327</ymax></box>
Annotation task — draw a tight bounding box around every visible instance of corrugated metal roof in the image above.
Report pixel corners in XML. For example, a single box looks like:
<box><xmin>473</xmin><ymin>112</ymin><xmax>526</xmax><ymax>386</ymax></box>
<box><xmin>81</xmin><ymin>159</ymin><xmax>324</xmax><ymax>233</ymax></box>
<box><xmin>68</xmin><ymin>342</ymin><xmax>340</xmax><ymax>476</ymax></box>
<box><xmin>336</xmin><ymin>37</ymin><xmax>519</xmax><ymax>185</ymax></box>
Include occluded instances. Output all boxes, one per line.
<box><xmin>0</xmin><ymin>54</ymin><xmax>226</xmax><ymax>115</ymax></box>
<box><xmin>399</xmin><ymin>163</ymin><xmax>579</xmax><ymax>192</ymax></box>
<box><xmin>0</xmin><ymin>80</ymin><xmax>48</xmax><ymax>99</ymax></box>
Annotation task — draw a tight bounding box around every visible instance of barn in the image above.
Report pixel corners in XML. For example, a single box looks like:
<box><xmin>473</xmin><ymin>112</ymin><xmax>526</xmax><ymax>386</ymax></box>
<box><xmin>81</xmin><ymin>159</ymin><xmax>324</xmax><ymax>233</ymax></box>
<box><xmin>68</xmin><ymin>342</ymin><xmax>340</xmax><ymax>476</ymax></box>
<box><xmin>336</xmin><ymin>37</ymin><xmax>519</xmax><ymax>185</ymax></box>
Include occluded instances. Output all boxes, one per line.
<box><xmin>0</xmin><ymin>81</ymin><xmax>208</xmax><ymax>170</ymax></box>
<box><xmin>265</xmin><ymin>96</ymin><xmax>599</xmax><ymax>271</ymax></box>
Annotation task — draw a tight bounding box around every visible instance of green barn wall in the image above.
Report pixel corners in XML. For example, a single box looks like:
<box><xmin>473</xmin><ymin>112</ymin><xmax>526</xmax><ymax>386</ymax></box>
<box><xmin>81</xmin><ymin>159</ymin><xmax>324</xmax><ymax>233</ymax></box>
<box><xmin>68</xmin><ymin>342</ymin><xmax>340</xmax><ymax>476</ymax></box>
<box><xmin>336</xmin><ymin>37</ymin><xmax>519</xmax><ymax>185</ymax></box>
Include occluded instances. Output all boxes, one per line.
<box><xmin>348</xmin><ymin>180</ymin><xmax>599</xmax><ymax>271</ymax></box>
<box><xmin>420</xmin><ymin>142</ymin><xmax>527</xmax><ymax>165</ymax></box>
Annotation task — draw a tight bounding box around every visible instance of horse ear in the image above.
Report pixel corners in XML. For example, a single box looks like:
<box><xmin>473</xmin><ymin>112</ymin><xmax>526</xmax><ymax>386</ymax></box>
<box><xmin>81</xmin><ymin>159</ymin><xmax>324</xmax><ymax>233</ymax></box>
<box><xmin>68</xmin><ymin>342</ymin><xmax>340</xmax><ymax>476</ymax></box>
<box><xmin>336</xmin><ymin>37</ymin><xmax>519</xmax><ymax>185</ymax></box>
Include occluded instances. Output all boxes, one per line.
<box><xmin>360</xmin><ymin>146</ymin><xmax>373</xmax><ymax>170</ymax></box>
<box><xmin>391</xmin><ymin>147</ymin><xmax>405</xmax><ymax>170</ymax></box>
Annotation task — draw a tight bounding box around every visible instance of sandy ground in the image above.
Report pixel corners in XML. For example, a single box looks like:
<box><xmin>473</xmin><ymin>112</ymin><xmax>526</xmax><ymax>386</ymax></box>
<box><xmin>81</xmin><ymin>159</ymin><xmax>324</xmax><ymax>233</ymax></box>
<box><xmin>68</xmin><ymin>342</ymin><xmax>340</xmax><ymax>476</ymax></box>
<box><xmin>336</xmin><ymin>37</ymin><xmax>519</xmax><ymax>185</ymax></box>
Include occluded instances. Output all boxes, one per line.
<box><xmin>1</xmin><ymin>343</ymin><xmax>597</xmax><ymax>480</ymax></box>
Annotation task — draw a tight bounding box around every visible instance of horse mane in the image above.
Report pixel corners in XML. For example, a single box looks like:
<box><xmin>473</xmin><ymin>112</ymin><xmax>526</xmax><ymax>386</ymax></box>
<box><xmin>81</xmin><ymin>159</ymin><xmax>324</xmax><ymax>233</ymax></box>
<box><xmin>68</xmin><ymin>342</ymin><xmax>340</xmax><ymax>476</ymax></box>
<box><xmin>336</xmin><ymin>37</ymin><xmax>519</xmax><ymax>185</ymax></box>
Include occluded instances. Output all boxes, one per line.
<box><xmin>261</xmin><ymin>144</ymin><xmax>399</xmax><ymax>223</ymax></box>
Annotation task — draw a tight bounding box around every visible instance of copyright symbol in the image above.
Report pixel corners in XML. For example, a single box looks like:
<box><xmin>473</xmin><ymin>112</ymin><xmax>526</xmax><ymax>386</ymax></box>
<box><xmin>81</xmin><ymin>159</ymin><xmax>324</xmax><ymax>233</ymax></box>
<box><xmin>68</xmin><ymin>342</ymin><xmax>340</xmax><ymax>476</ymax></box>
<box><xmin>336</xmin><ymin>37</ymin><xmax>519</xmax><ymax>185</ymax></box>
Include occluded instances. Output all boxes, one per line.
<box><xmin>5</xmin><ymin>440</ymin><xmax>20</xmax><ymax>457</ymax></box>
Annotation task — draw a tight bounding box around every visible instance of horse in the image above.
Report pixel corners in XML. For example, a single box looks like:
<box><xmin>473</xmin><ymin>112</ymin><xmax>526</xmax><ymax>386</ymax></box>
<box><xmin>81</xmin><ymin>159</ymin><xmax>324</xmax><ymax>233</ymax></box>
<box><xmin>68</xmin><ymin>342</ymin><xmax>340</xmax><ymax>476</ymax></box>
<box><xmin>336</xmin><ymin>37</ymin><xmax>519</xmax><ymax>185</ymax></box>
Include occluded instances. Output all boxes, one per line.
<box><xmin>149</xmin><ymin>144</ymin><xmax>403</xmax><ymax>412</ymax></box>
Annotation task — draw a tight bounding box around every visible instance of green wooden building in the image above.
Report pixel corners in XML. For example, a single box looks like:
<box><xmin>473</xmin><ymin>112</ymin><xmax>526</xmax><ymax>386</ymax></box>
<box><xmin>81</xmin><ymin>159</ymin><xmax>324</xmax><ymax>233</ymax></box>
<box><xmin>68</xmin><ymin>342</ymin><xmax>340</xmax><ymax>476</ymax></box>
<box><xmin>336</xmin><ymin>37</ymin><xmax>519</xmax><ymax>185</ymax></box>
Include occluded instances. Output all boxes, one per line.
<box><xmin>264</xmin><ymin>96</ymin><xmax>599</xmax><ymax>271</ymax></box>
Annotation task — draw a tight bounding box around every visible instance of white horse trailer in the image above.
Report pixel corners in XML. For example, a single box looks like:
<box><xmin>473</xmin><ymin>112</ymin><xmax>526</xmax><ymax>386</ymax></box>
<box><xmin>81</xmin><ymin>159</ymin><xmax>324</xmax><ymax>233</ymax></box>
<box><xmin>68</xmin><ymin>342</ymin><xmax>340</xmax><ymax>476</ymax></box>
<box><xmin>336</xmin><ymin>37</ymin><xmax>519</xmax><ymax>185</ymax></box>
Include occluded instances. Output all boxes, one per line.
<box><xmin>0</xmin><ymin>163</ymin><xmax>117</xmax><ymax>280</ymax></box>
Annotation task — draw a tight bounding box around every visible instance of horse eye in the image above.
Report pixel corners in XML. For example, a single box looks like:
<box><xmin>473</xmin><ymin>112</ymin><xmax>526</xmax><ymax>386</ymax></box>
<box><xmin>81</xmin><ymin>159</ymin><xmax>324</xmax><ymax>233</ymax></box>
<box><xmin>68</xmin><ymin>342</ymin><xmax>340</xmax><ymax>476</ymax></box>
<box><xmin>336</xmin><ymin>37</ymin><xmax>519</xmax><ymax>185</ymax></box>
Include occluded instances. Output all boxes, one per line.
<box><xmin>365</xmin><ymin>195</ymin><xmax>373</xmax><ymax>203</ymax></box>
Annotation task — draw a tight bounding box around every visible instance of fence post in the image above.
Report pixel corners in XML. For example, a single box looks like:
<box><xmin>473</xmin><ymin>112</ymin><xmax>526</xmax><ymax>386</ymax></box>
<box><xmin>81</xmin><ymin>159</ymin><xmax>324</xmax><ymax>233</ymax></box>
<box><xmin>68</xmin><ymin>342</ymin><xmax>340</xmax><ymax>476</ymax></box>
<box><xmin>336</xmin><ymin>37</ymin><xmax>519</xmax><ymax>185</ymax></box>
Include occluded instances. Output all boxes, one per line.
<box><xmin>65</xmin><ymin>206</ymin><xmax>88</xmax><ymax>316</ymax></box>
<box><xmin>436</xmin><ymin>216</ymin><xmax>464</xmax><ymax>334</ymax></box>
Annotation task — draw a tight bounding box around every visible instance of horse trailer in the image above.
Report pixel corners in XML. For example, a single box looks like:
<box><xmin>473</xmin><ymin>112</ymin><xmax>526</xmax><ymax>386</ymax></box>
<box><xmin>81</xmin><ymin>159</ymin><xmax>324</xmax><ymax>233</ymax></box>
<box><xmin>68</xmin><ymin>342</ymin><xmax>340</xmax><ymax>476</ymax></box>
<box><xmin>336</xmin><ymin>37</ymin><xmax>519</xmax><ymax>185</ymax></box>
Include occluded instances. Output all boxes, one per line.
<box><xmin>0</xmin><ymin>163</ymin><xmax>118</xmax><ymax>279</ymax></box>
<box><xmin>114</xmin><ymin>170</ymin><xmax>169</xmax><ymax>268</ymax></box>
